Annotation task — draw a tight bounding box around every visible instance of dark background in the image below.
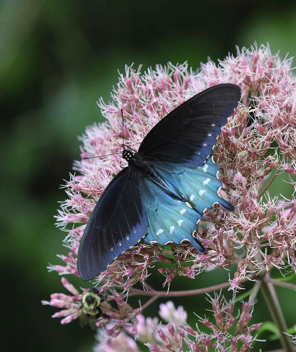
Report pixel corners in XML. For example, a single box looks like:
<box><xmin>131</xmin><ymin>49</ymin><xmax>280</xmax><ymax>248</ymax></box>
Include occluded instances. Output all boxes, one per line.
<box><xmin>1</xmin><ymin>0</ymin><xmax>296</xmax><ymax>351</ymax></box>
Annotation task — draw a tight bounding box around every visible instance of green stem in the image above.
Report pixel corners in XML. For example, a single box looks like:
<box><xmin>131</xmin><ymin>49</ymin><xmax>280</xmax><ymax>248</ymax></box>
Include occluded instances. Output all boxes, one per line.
<box><xmin>258</xmin><ymin>168</ymin><xmax>281</xmax><ymax>198</ymax></box>
<box><xmin>260</xmin><ymin>274</ymin><xmax>294</xmax><ymax>352</ymax></box>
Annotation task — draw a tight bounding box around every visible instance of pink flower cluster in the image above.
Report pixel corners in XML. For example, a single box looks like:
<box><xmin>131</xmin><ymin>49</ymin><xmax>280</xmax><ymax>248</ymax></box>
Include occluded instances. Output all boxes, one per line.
<box><xmin>52</xmin><ymin>44</ymin><xmax>296</xmax><ymax>288</ymax></box>
<box><xmin>44</xmin><ymin>44</ymin><xmax>296</xmax><ymax>348</ymax></box>
<box><xmin>94</xmin><ymin>298</ymin><xmax>262</xmax><ymax>352</ymax></box>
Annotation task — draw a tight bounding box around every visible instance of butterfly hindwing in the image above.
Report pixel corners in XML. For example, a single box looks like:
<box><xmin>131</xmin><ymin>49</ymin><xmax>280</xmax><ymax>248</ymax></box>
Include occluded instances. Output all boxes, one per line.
<box><xmin>139</xmin><ymin>174</ymin><xmax>205</xmax><ymax>251</ymax></box>
<box><xmin>77</xmin><ymin>168</ymin><xmax>148</xmax><ymax>281</ymax></box>
<box><xmin>150</xmin><ymin>158</ymin><xmax>234</xmax><ymax>213</ymax></box>
<box><xmin>141</xmin><ymin>158</ymin><xmax>233</xmax><ymax>250</ymax></box>
<box><xmin>139</xmin><ymin>84</ymin><xmax>241</xmax><ymax>168</ymax></box>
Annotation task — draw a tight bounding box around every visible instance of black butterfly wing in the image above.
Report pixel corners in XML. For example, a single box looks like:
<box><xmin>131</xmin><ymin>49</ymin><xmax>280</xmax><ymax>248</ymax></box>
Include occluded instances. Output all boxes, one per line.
<box><xmin>138</xmin><ymin>84</ymin><xmax>241</xmax><ymax>168</ymax></box>
<box><xmin>77</xmin><ymin>168</ymin><xmax>148</xmax><ymax>281</ymax></box>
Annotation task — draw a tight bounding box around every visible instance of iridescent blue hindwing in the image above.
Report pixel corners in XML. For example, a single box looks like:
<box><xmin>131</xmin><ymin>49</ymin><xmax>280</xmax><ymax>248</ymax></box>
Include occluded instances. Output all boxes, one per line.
<box><xmin>150</xmin><ymin>158</ymin><xmax>234</xmax><ymax>212</ymax></box>
<box><xmin>139</xmin><ymin>174</ymin><xmax>205</xmax><ymax>251</ymax></box>
<box><xmin>142</xmin><ymin>158</ymin><xmax>233</xmax><ymax>248</ymax></box>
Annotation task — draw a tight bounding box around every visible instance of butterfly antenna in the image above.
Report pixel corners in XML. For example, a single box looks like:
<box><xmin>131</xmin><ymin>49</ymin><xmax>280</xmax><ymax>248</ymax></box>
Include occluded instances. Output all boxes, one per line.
<box><xmin>121</xmin><ymin>109</ymin><xmax>125</xmax><ymax>149</ymax></box>
<box><xmin>121</xmin><ymin>109</ymin><xmax>135</xmax><ymax>152</ymax></box>
<box><xmin>82</xmin><ymin>152</ymin><xmax>122</xmax><ymax>160</ymax></box>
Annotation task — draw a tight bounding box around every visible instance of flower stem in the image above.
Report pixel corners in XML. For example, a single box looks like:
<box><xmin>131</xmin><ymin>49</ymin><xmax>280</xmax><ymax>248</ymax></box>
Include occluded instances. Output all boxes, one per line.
<box><xmin>260</xmin><ymin>274</ymin><xmax>294</xmax><ymax>351</ymax></box>
<box><xmin>267</xmin><ymin>278</ymin><xmax>296</xmax><ymax>291</ymax></box>
<box><xmin>130</xmin><ymin>275</ymin><xmax>253</xmax><ymax>298</ymax></box>
<box><xmin>140</xmin><ymin>295</ymin><xmax>158</xmax><ymax>312</ymax></box>
<box><xmin>258</xmin><ymin>168</ymin><xmax>281</xmax><ymax>198</ymax></box>
<box><xmin>248</xmin><ymin>281</ymin><xmax>261</xmax><ymax>306</ymax></box>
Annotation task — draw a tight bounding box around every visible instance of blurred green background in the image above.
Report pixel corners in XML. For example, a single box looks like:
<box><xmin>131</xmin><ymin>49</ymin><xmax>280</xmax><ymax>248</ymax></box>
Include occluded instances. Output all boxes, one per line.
<box><xmin>1</xmin><ymin>0</ymin><xmax>296</xmax><ymax>351</ymax></box>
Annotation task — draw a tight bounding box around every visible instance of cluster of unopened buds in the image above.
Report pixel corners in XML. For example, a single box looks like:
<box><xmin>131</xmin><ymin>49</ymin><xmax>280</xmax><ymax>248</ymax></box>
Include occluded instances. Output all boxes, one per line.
<box><xmin>43</xmin><ymin>44</ymin><xmax>296</xmax><ymax>351</ymax></box>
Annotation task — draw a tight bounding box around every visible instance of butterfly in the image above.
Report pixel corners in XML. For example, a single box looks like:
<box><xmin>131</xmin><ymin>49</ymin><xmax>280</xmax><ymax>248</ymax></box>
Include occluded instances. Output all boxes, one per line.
<box><xmin>78</xmin><ymin>83</ymin><xmax>241</xmax><ymax>281</ymax></box>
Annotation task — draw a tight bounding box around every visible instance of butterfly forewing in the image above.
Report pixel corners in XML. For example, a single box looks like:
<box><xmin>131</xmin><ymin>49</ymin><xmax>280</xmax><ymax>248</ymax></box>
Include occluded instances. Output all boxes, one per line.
<box><xmin>139</xmin><ymin>84</ymin><xmax>241</xmax><ymax>168</ymax></box>
<box><xmin>78</xmin><ymin>168</ymin><xmax>148</xmax><ymax>281</ymax></box>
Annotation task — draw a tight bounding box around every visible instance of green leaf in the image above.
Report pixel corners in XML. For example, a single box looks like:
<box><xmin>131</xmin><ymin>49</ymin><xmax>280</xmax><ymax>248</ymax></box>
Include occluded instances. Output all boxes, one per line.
<box><xmin>276</xmin><ymin>273</ymin><xmax>296</xmax><ymax>282</ymax></box>
<box><xmin>269</xmin><ymin>325</ymin><xmax>296</xmax><ymax>341</ymax></box>
<box><xmin>257</xmin><ymin>321</ymin><xmax>280</xmax><ymax>340</ymax></box>
<box><xmin>287</xmin><ymin>325</ymin><xmax>296</xmax><ymax>334</ymax></box>
<box><xmin>268</xmin><ymin>325</ymin><xmax>296</xmax><ymax>341</ymax></box>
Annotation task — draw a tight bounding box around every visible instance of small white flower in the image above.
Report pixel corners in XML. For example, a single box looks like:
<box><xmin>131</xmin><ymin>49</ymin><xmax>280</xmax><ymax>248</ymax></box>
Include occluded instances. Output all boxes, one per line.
<box><xmin>159</xmin><ymin>301</ymin><xmax>187</xmax><ymax>323</ymax></box>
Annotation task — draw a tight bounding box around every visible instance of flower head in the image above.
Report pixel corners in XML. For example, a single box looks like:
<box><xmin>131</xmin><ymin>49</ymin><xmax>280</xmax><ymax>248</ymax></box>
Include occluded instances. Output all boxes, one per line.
<box><xmin>95</xmin><ymin>297</ymin><xmax>262</xmax><ymax>351</ymax></box>
<box><xmin>45</xmin><ymin>44</ymin><xmax>296</xmax><ymax>349</ymax></box>
<box><xmin>54</xmin><ymin>45</ymin><xmax>296</xmax><ymax>290</ymax></box>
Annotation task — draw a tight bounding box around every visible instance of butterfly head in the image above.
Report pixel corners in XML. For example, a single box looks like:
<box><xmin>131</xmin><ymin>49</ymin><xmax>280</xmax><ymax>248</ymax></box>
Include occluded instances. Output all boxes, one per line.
<box><xmin>122</xmin><ymin>147</ymin><xmax>135</xmax><ymax>162</ymax></box>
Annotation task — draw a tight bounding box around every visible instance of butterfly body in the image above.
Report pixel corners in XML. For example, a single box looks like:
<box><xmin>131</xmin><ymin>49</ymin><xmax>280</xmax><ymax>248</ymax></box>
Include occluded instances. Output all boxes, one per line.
<box><xmin>123</xmin><ymin>148</ymin><xmax>178</xmax><ymax>197</ymax></box>
<box><xmin>78</xmin><ymin>84</ymin><xmax>241</xmax><ymax>281</ymax></box>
